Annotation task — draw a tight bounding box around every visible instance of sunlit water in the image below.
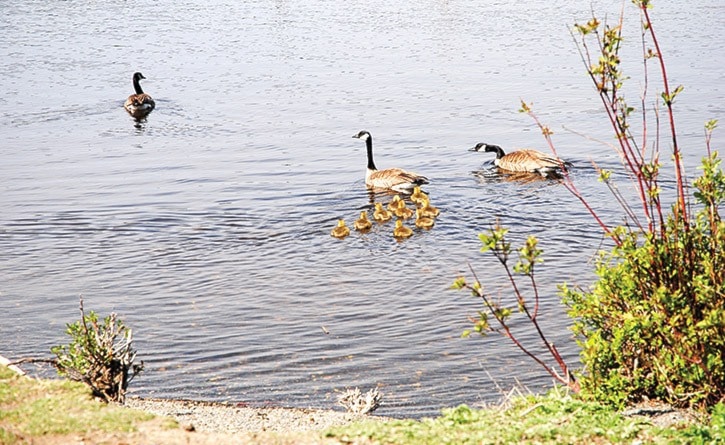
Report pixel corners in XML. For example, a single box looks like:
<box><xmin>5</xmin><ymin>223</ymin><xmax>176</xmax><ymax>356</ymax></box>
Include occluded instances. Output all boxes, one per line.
<box><xmin>1</xmin><ymin>0</ymin><xmax>723</xmax><ymax>417</ymax></box>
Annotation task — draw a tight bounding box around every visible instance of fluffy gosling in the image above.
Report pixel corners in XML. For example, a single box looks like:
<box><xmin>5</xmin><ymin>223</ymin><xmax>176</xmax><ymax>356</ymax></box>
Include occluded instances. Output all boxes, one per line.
<box><xmin>331</xmin><ymin>219</ymin><xmax>350</xmax><ymax>239</ymax></box>
<box><xmin>354</xmin><ymin>211</ymin><xmax>373</xmax><ymax>233</ymax></box>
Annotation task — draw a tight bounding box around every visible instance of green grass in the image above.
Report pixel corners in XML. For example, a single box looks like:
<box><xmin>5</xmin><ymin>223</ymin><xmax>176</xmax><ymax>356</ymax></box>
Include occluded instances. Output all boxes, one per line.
<box><xmin>327</xmin><ymin>391</ymin><xmax>725</xmax><ymax>444</ymax></box>
<box><xmin>2</xmin><ymin>365</ymin><xmax>723</xmax><ymax>444</ymax></box>
<box><xmin>0</xmin><ymin>365</ymin><xmax>157</xmax><ymax>443</ymax></box>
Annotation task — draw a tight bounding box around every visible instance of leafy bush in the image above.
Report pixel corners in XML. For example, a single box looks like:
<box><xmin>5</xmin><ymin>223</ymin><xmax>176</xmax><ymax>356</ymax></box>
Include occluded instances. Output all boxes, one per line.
<box><xmin>51</xmin><ymin>299</ymin><xmax>143</xmax><ymax>403</ymax></box>
<box><xmin>556</xmin><ymin>0</ymin><xmax>725</xmax><ymax>409</ymax></box>
<box><xmin>562</xmin><ymin>151</ymin><xmax>725</xmax><ymax>409</ymax></box>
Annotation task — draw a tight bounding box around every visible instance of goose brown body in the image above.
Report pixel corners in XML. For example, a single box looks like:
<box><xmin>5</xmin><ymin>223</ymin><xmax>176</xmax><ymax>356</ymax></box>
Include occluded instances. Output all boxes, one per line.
<box><xmin>470</xmin><ymin>143</ymin><xmax>569</xmax><ymax>177</ymax></box>
<box><xmin>124</xmin><ymin>72</ymin><xmax>155</xmax><ymax>119</ymax></box>
<box><xmin>352</xmin><ymin>131</ymin><xmax>429</xmax><ymax>192</ymax></box>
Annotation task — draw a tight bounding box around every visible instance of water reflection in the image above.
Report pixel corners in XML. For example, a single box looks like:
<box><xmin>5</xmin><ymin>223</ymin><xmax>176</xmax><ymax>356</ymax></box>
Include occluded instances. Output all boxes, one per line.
<box><xmin>471</xmin><ymin>167</ymin><xmax>560</xmax><ymax>185</ymax></box>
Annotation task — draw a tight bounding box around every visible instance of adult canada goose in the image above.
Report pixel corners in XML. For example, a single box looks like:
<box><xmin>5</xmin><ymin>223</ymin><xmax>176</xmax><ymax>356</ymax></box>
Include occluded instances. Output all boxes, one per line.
<box><xmin>415</xmin><ymin>208</ymin><xmax>435</xmax><ymax>230</ymax></box>
<box><xmin>373</xmin><ymin>202</ymin><xmax>393</xmax><ymax>223</ymax></box>
<box><xmin>124</xmin><ymin>72</ymin><xmax>155</xmax><ymax>119</ymax></box>
<box><xmin>469</xmin><ymin>143</ymin><xmax>570</xmax><ymax>177</ymax></box>
<box><xmin>330</xmin><ymin>219</ymin><xmax>350</xmax><ymax>239</ymax></box>
<box><xmin>354</xmin><ymin>211</ymin><xmax>373</xmax><ymax>233</ymax></box>
<box><xmin>352</xmin><ymin>130</ymin><xmax>429</xmax><ymax>192</ymax></box>
<box><xmin>393</xmin><ymin>219</ymin><xmax>413</xmax><ymax>239</ymax></box>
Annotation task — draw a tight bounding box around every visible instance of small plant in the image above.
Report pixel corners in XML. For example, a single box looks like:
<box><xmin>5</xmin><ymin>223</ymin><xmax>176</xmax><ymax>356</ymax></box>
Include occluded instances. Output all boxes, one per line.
<box><xmin>337</xmin><ymin>387</ymin><xmax>383</xmax><ymax>415</ymax></box>
<box><xmin>50</xmin><ymin>298</ymin><xmax>143</xmax><ymax>403</ymax></box>
<box><xmin>452</xmin><ymin>222</ymin><xmax>579</xmax><ymax>393</ymax></box>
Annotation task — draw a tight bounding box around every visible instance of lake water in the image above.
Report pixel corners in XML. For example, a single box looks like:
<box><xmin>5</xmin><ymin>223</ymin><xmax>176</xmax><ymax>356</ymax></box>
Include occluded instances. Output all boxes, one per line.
<box><xmin>1</xmin><ymin>0</ymin><xmax>723</xmax><ymax>418</ymax></box>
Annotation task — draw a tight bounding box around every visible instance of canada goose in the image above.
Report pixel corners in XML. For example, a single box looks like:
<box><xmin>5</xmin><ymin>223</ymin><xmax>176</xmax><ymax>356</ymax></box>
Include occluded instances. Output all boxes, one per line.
<box><xmin>410</xmin><ymin>186</ymin><xmax>427</xmax><ymax>205</ymax></box>
<box><xmin>331</xmin><ymin>219</ymin><xmax>350</xmax><ymax>239</ymax></box>
<box><xmin>469</xmin><ymin>143</ymin><xmax>570</xmax><ymax>177</ymax></box>
<box><xmin>415</xmin><ymin>208</ymin><xmax>435</xmax><ymax>230</ymax></box>
<box><xmin>373</xmin><ymin>203</ymin><xmax>393</xmax><ymax>223</ymax></box>
<box><xmin>418</xmin><ymin>197</ymin><xmax>440</xmax><ymax>218</ymax></box>
<box><xmin>352</xmin><ymin>130</ymin><xmax>429</xmax><ymax>192</ymax></box>
<box><xmin>124</xmin><ymin>72</ymin><xmax>155</xmax><ymax>119</ymax></box>
<box><xmin>354</xmin><ymin>211</ymin><xmax>373</xmax><ymax>233</ymax></box>
<box><xmin>393</xmin><ymin>219</ymin><xmax>413</xmax><ymax>239</ymax></box>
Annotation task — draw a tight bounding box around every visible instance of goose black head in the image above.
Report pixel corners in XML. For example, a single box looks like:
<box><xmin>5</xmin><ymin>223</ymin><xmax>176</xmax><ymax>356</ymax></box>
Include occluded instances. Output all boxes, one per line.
<box><xmin>469</xmin><ymin>143</ymin><xmax>502</xmax><ymax>153</ymax></box>
<box><xmin>353</xmin><ymin>130</ymin><xmax>371</xmax><ymax>141</ymax></box>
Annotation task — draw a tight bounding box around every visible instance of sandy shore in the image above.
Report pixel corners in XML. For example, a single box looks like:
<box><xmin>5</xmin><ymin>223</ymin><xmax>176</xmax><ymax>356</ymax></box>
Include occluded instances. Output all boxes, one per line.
<box><xmin>124</xmin><ymin>397</ymin><xmax>391</xmax><ymax>434</ymax></box>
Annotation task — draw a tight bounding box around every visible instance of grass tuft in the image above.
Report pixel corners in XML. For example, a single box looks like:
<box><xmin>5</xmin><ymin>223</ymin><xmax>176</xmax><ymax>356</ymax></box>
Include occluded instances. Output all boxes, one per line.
<box><xmin>327</xmin><ymin>391</ymin><xmax>722</xmax><ymax>445</ymax></box>
<box><xmin>0</xmin><ymin>365</ymin><xmax>154</xmax><ymax>442</ymax></box>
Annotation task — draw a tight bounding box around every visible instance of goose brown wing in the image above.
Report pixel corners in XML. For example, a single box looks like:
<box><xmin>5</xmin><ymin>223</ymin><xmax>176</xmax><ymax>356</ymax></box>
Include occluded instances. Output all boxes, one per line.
<box><xmin>125</xmin><ymin>93</ymin><xmax>155</xmax><ymax>108</ymax></box>
<box><xmin>498</xmin><ymin>149</ymin><xmax>564</xmax><ymax>172</ymax></box>
<box><xmin>368</xmin><ymin>168</ymin><xmax>429</xmax><ymax>189</ymax></box>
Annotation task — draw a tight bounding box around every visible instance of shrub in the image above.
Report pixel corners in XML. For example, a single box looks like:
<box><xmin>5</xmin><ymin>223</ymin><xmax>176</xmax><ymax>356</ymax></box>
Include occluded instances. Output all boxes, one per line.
<box><xmin>562</xmin><ymin>151</ymin><xmax>725</xmax><ymax>409</ymax></box>
<box><xmin>51</xmin><ymin>298</ymin><xmax>143</xmax><ymax>403</ymax></box>
<box><xmin>559</xmin><ymin>1</ymin><xmax>725</xmax><ymax>409</ymax></box>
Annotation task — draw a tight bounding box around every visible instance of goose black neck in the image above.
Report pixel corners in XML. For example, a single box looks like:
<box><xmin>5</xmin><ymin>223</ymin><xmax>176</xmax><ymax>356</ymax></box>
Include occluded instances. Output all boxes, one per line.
<box><xmin>133</xmin><ymin>77</ymin><xmax>144</xmax><ymax>95</ymax></box>
<box><xmin>490</xmin><ymin>145</ymin><xmax>506</xmax><ymax>159</ymax></box>
<box><xmin>365</xmin><ymin>137</ymin><xmax>377</xmax><ymax>171</ymax></box>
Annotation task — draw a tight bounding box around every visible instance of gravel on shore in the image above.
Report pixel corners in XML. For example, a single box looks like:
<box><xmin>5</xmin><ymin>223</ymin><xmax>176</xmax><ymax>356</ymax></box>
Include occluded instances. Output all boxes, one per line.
<box><xmin>124</xmin><ymin>397</ymin><xmax>391</xmax><ymax>434</ymax></box>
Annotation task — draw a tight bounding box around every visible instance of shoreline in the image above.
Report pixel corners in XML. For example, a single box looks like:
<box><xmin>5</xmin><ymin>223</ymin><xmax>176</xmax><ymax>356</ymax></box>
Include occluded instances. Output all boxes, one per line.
<box><xmin>124</xmin><ymin>396</ymin><xmax>392</xmax><ymax>434</ymax></box>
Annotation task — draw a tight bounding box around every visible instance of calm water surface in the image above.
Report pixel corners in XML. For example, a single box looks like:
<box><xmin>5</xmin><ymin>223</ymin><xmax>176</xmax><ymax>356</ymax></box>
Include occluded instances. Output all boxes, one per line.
<box><xmin>1</xmin><ymin>0</ymin><xmax>723</xmax><ymax>417</ymax></box>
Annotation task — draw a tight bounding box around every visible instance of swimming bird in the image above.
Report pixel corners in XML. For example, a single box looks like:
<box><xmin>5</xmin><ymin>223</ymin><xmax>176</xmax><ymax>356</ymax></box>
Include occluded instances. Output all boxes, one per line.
<box><xmin>352</xmin><ymin>130</ymin><xmax>429</xmax><ymax>192</ymax></box>
<box><xmin>354</xmin><ymin>211</ymin><xmax>373</xmax><ymax>233</ymax></box>
<box><xmin>410</xmin><ymin>186</ymin><xmax>427</xmax><ymax>205</ymax></box>
<box><xmin>373</xmin><ymin>202</ymin><xmax>393</xmax><ymax>223</ymax></box>
<box><xmin>393</xmin><ymin>219</ymin><xmax>413</xmax><ymax>239</ymax></box>
<box><xmin>387</xmin><ymin>195</ymin><xmax>403</xmax><ymax>212</ymax></box>
<box><xmin>418</xmin><ymin>197</ymin><xmax>440</xmax><ymax>218</ymax></box>
<box><xmin>469</xmin><ymin>143</ymin><xmax>570</xmax><ymax>177</ymax></box>
<box><xmin>415</xmin><ymin>208</ymin><xmax>435</xmax><ymax>230</ymax></box>
<box><xmin>393</xmin><ymin>201</ymin><xmax>414</xmax><ymax>219</ymax></box>
<box><xmin>124</xmin><ymin>72</ymin><xmax>156</xmax><ymax>119</ymax></box>
<box><xmin>331</xmin><ymin>219</ymin><xmax>350</xmax><ymax>239</ymax></box>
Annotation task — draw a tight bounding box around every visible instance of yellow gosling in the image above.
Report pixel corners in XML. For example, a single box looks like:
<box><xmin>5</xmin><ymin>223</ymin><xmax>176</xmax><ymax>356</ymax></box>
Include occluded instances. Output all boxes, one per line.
<box><xmin>393</xmin><ymin>219</ymin><xmax>413</xmax><ymax>239</ymax></box>
<box><xmin>373</xmin><ymin>202</ymin><xmax>393</xmax><ymax>223</ymax></box>
<box><xmin>419</xmin><ymin>197</ymin><xmax>440</xmax><ymax>218</ymax></box>
<box><xmin>387</xmin><ymin>195</ymin><xmax>403</xmax><ymax>212</ymax></box>
<box><xmin>393</xmin><ymin>203</ymin><xmax>414</xmax><ymax>219</ymax></box>
<box><xmin>410</xmin><ymin>186</ymin><xmax>427</xmax><ymax>205</ymax></box>
<box><xmin>415</xmin><ymin>208</ymin><xmax>435</xmax><ymax>229</ymax></box>
<box><xmin>354</xmin><ymin>211</ymin><xmax>373</xmax><ymax>233</ymax></box>
<box><xmin>331</xmin><ymin>219</ymin><xmax>350</xmax><ymax>239</ymax></box>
